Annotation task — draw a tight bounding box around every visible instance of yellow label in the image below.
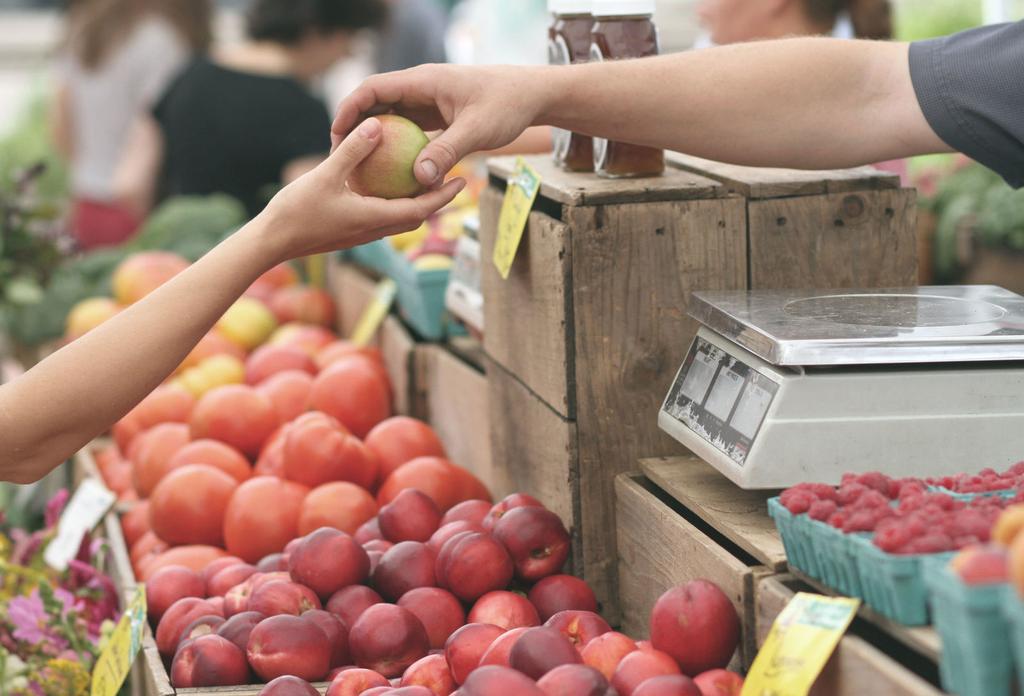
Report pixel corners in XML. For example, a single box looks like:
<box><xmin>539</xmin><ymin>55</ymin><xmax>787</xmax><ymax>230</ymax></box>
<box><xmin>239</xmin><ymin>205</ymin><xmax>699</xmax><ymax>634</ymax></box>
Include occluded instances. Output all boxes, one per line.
<box><xmin>90</xmin><ymin>587</ymin><xmax>147</xmax><ymax>696</ymax></box>
<box><xmin>306</xmin><ymin>253</ymin><xmax>327</xmax><ymax>288</ymax></box>
<box><xmin>492</xmin><ymin>158</ymin><xmax>541</xmax><ymax>280</ymax></box>
<box><xmin>350</xmin><ymin>278</ymin><xmax>397</xmax><ymax>347</ymax></box>
<box><xmin>742</xmin><ymin>592</ymin><xmax>859</xmax><ymax>696</ymax></box>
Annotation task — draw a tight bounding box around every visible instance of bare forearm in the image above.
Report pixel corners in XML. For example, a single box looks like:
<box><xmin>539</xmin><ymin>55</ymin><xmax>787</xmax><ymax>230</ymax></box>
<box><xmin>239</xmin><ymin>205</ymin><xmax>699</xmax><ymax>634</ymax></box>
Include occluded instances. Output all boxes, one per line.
<box><xmin>537</xmin><ymin>38</ymin><xmax>948</xmax><ymax>169</ymax></box>
<box><xmin>0</xmin><ymin>215</ymin><xmax>285</xmax><ymax>482</ymax></box>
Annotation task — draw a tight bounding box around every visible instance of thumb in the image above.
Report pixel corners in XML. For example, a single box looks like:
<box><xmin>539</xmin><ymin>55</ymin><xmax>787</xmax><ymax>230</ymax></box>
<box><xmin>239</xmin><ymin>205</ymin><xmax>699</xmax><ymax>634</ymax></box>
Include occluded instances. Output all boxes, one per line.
<box><xmin>414</xmin><ymin>118</ymin><xmax>481</xmax><ymax>187</ymax></box>
<box><xmin>327</xmin><ymin>117</ymin><xmax>383</xmax><ymax>181</ymax></box>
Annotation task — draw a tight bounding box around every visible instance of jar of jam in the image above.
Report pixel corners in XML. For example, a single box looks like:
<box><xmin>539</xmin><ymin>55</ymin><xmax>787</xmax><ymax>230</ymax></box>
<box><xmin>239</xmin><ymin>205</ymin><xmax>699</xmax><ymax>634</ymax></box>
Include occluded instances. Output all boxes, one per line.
<box><xmin>548</xmin><ymin>0</ymin><xmax>595</xmax><ymax>172</ymax></box>
<box><xmin>590</xmin><ymin>0</ymin><xmax>664</xmax><ymax>178</ymax></box>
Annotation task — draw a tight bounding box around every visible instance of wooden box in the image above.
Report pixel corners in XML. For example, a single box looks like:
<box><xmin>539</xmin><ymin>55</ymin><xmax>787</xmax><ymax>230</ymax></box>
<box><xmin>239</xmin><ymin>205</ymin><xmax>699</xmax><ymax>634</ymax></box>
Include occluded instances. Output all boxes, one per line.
<box><xmin>480</xmin><ymin>155</ymin><xmax>917</xmax><ymax>620</ymax></box>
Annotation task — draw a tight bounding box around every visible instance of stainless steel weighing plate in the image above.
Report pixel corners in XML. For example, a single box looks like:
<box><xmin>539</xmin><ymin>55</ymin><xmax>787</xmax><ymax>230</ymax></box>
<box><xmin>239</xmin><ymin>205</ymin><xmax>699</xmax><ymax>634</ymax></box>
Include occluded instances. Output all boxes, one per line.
<box><xmin>688</xmin><ymin>285</ymin><xmax>1024</xmax><ymax>366</ymax></box>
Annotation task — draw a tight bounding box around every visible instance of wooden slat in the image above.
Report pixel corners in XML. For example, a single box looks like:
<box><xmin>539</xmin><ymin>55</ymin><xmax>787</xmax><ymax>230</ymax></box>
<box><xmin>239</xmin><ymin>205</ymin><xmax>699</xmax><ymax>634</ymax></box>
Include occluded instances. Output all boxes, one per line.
<box><xmin>641</xmin><ymin>456</ymin><xmax>787</xmax><ymax>571</ymax></box>
<box><xmin>487</xmin><ymin>155</ymin><xmax>725</xmax><ymax>206</ymax></box>
<box><xmin>615</xmin><ymin>474</ymin><xmax>764</xmax><ymax>668</ymax></box>
<box><xmin>667</xmin><ymin>152</ymin><xmax>900</xmax><ymax>199</ymax></box>
<box><xmin>747</xmin><ymin>189</ymin><xmax>918</xmax><ymax>289</ymax></box>
<box><xmin>480</xmin><ymin>187</ymin><xmax>575</xmax><ymax>417</ymax></box>
<box><xmin>327</xmin><ymin>259</ymin><xmax>378</xmax><ymax>337</ymax></box>
<box><xmin>379</xmin><ymin>316</ymin><xmax>415</xmax><ymax>416</ymax></box>
<box><xmin>756</xmin><ymin>576</ymin><xmax>943</xmax><ymax>696</ymax></box>
<box><xmin>415</xmin><ymin>345</ymin><xmax>496</xmax><ymax>494</ymax></box>
<box><xmin>568</xmin><ymin>196</ymin><xmax>748</xmax><ymax>624</ymax></box>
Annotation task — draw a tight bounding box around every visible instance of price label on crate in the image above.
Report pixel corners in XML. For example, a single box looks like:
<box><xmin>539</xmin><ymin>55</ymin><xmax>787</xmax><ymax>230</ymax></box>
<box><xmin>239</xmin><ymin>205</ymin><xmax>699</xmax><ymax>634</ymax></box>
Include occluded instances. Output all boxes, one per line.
<box><xmin>44</xmin><ymin>478</ymin><xmax>116</xmax><ymax>571</ymax></box>
<box><xmin>742</xmin><ymin>592</ymin><xmax>859</xmax><ymax>696</ymax></box>
<box><xmin>492</xmin><ymin>157</ymin><xmax>541</xmax><ymax>280</ymax></box>
<box><xmin>350</xmin><ymin>278</ymin><xmax>397</xmax><ymax>347</ymax></box>
<box><xmin>90</xmin><ymin>587</ymin><xmax>146</xmax><ymax>696</ymax></box>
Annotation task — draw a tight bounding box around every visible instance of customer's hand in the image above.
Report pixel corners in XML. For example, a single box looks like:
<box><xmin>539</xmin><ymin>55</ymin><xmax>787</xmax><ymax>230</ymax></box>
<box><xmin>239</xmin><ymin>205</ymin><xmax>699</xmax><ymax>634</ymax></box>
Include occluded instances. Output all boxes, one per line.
<box><xmin>261</xmin><ymin>117</ymin><xmax>466</xmax><ymax>263</ymax></box>
<box><xmin>331</xmin><ymin>65</ymin><xmax>547</xmax><ymax>188</ymax></box>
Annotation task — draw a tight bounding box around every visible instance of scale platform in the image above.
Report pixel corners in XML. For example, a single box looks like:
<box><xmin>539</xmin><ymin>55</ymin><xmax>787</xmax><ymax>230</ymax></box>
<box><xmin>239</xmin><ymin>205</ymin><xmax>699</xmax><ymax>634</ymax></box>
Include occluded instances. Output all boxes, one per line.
<box><xmin>659</xmin><ymin>286</ymin><xmax>1024</xmax><ymax>489</ymax></box>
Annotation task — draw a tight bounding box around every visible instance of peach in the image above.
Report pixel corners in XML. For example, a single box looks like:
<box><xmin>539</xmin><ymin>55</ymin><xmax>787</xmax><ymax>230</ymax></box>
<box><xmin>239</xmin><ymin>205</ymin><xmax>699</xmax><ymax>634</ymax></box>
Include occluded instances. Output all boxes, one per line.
<box><xmin>147</xmin><ymin>565</ymin><xmax>205</xmax><ymax>622</ymax></box>
<box><xmin>356</xmin><ymin>517</ymin><xmax>385</xmax><ymax>544</ymax></box>
<box><xmin>493</xmin><ymin>506</ymin><xmax>570</xmax><ymax>581</ymax></box>
<box><xmin>479</xmin><ymin>626</ymin><xmax>529</xmax><ymax>668</ymax></box>
<box><xmin>611</xmin><ymin>649</ymin><xmax>682</xmax><ymax>696</ymax></box>
<box><xmin>401</xmin><ymin>653</ymin><xmax>456</xmax><ymax>696</ymax></box>
<box><xmin>509</xmin><ymin>626</ymin><xmax>581</xmax><ymax>680</ymax></box>
<box><xmin>247</xmin><ymin>614</ymin><xmax>332</xmax><ymax>681</ymax></box>
<box><xmin>328</xmin><ymin>585</ymin><xmax>384</xmax><ymax>629</ymax></box>
<box><xmin>544</xmin><ymin>610</ymin><xmax>610</xmax><ymax>649</ymax></box>
<box><xmin>634</xmin><ymin>675</ymin><xmax>702</xmax><ymax>696</ymax></box>
<box><xmin>397</xmin><ymin>587</ymin><xmax>465</xmax><ymax>650</ymax></box>
<box><xmin>299</xmin><ymin>481</ymin><xmax>379</xmax><ymax>537</ymax></box>
<box><xmin>693</xmin><ymin>669</ymin><xmax>744</xmax><ymax>696</ymax></box>
<box><xmin>120</xmin><ymin>499</ymin><xmax>151</xmax><ymax>548</ymax></box>
<box><xmin>529</xmin><ymin>575</ymin><xmax>598</xmax><ymax>622</ymax></box>
<box><xmin>373</xmin><ymin>541</ymin><xmax>437</xmax><ymax>601</ymax></box>
<box><xmin>217</xmin><ymin>611</ymin><xmax>265</xmax><ymax>652</ymax></box>
<box><xmin>444</xmin><ymin>623</ymin><xmax>505</xmax><ymax>685</ymax></box>
<box><xmin>179</xmin><ymin>615</ymin><xmax>227</xmax><ymax>644</ymax></box>
<box><xmin>428</xmin><ymin>521</ymin><xmax>484</xmax><ymax>555</ymax></box>
<box><xmin>325</xmin><ymin>667</ymin><xmax>390</xmax><ymax>696</ymax></box>
<box><xmin>650</xmin><ymin>581</ymin><xmax>739</xmax><ymax>676</ymax></box>
<box><xmin>258</xmin><ymin>369</ymin><xmax>315</xmax><ymax>423</ymax></box>
<box><xmin>258</xmin><ymin>675</ymin><xmax>320</xmax><ymax>695</ymax></box>
<box><xmin>65</xmin><ymin>297</ymin><xmax>120</xmax><ymax>339</ymax></box>
<box><xmin>951</xmin><ymin>544</ymin><xmax>1010</xmax><ymax>584</ymax></box>
<box><xmin>170</xmin><ymin>634</ymin><xmax>249</xmax><ymax>687</ymax></box>
<box><xmin>994</xmin><ymin>504</ymin><xmax>1024</xmax><ymax>546</ymax></box>
<box><xmin>269</xmin><ymin>285</ymin><xmax>336</xmax><ymax>327</ymax></box>
<box><xmin>348</xmin><ymin>115</ymin><xmax>429</xmax><ymax>199</ymax></box>
<box><xmin>246</xmin><ymin>344</ymin><xmax>317</xmax><ymax>385</ymax></box>
<box><xmin>349</xmin><ymin>603</ymin><xmax>430</xmax><ymax>678</ymax></box>
<box><xmin>483</xmin><ymin>494</ymin><xmax>544</xmax><ymax>533</ymax></box>
<box><xmin>113</xmin><ymin>251</ymin><xmax>188</xmax><ymax>305</ymax></box>
<box><xmin>288</xmin><ymin>527</ymin><xmax>371</xmax><ymax>599</ymax></box>
<box><xmin>304</xmin><ymin>609</ymin><xmax>351</xmax><ymax>668</ymax></box>
<box><xmin>436</xmin><ymin>532</ymin><xmax>514</xmax><ymax>602</ymax></box>
<box><xmin>248</xmin><ymin>581</ymin><xmax>322</xmax><ymax>616</ymax></box>
<box><xmin>257</xmin><ymin>553</ymin><xmax>288</xmax><ymax>572</ymax></box>
<box><xmin>441</xmin><ymin>500</ymin><xmax>492</xmax><ymax>528</ymax></box>
<box><xmin>537</xmin><ymin>664</ymin><xmax>613</xmax><ymax>696</ymax></box>
<box><xmin>156</xmin><ymin>597</ymin><xmax>221</xmax><ymax>657</ymax></box>
<box><xmin>379</xmin><ymin>489</ymin><xmax>443</xmax><ymax>543</ymax></box>
<box><xmin>469</xmin><ymin>591</ymin><xmax>541</xmax><ymax>631</ymax></box>
<box><xmin>462</xmin><ymin>665</ymin><xmax>544</xmax><ymax>696</ymax></box>
<box><xmin>582</xmin><ymin>631</ymin><xmax>637</xmax><ymax>680</ymax></box>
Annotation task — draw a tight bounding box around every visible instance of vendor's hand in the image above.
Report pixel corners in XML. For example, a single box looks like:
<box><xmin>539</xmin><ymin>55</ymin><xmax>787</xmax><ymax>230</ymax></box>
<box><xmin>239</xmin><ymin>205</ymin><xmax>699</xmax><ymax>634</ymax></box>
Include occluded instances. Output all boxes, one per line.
<box><xmin>260</xmin><ymin>117</ymin><xmax>466</xmax><ymax>262</ymax></box>
<box><xmin>331</xmin><ymin>65</ymin><xmax>546</xmax><ymax>188</ymax></box>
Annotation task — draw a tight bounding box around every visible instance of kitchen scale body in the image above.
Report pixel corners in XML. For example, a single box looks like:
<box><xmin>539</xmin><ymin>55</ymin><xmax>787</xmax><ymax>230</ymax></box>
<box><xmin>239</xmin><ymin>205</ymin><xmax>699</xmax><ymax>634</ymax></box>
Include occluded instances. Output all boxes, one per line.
<box><xmin>658</xmin><ymin>286</ymin><xmax>1024</xmax><ymax>489</ymax></box>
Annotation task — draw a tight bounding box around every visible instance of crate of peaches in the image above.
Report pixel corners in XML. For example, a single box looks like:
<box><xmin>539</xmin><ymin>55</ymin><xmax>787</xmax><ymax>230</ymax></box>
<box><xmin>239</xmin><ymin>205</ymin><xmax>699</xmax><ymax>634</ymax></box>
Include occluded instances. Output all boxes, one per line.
<box><xmin>769</xmin><ymin>468</ymin><xmax>1024</xmax><ymax>625</ymax></box>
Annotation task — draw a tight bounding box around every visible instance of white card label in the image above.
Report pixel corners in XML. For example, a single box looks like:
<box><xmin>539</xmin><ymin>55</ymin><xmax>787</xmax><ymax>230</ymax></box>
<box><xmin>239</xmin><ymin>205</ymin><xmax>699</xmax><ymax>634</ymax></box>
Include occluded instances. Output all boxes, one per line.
<box><xmin>44</xmin><ymin>478</ymin><xmax>116</xmax><ymax>571</ymax></box>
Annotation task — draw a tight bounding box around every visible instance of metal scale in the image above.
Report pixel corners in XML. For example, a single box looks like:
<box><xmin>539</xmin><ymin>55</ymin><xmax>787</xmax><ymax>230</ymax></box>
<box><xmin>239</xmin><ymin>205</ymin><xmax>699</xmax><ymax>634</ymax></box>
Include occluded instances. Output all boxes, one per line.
<box><xmin>658</xmin><ymin>286</ymin><xmax>1024</xmax><ymax>489</ymax></box>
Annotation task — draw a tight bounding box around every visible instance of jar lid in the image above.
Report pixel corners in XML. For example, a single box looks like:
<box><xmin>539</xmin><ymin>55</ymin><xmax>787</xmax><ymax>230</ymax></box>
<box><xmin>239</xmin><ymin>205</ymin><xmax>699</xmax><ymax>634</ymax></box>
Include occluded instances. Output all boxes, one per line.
<box><xmin>591</xmin><ymin>0</ymin><xmax>655</xmax><ymax>15</ymax></box>
<box><xmin>548</xmin><ymin>0</ymin><xmax>592</xmax><ymax>13</ymax></box>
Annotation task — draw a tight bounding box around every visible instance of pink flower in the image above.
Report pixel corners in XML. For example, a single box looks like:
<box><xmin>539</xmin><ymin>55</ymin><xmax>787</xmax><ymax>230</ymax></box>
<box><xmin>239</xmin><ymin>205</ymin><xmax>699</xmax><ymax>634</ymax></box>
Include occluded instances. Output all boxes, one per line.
<box><xmin>44</xmin><ymin>489</ymin><xmax>69</xmax><ymax>529</ymax></box>
<box><xmin>8</xmin><ymin>593</ymin><xmax>48</xmax><ymax>644</ymax></box>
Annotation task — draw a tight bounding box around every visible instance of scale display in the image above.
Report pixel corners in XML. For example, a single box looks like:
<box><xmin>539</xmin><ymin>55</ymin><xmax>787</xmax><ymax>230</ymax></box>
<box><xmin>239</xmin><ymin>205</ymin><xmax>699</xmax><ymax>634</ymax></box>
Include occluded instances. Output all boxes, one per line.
<box><xmin>662</xmin><ymin>336</ymin><xmax>778</xmax><ymax>466</ymax></box>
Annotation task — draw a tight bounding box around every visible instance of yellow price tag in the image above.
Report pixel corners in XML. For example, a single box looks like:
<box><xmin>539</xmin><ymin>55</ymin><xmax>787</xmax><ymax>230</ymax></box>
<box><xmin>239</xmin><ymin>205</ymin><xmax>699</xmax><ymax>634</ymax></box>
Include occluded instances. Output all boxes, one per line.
<box><xmin>91</xmin><ymin>587</ymin><xmax>146</xmax><ymax>696</ymax></box>
<box><xmin>742</xmin><ymin>592</ymin><xmax>859</xmax><ymax>696</ymax></box>
<box><xmin>492</xmin><ymin>157</ymin><xmax>541</xmax><ymax>280</ymax></box>
<box><xmin>306</xmin><ymin>254</ymin><xmax>327</xmax><ymax>288</ymax></box>
<box><xmin>350</xmin><ymin>278</ymin><xmax>397</xmax><ymax>347</ymax></box>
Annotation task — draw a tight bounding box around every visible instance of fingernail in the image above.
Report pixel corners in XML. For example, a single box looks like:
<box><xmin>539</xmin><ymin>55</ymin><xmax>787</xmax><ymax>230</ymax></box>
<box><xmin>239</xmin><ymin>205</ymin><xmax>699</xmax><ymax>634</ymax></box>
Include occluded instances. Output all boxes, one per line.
<box><xmin>417</xmin><ymin>159</ymin><xmax>439</xmax><ymax>183</ymax></box>
<box><xmin>358</xmin><ymin>118</ymin><xmax>381</xmax><ymax>138</ymax></box>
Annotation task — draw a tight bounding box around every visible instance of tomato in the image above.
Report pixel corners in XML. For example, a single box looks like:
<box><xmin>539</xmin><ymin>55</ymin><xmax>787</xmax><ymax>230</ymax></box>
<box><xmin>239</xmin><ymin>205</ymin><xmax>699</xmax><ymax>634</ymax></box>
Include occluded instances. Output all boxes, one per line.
<box><xmin>307</xmin><ymin>357</ymin><xmax>391</xmax><ymax>438</ymax></box>
<box><xmin>245</xmin><ymin>344</ymin><xmax>317</xmax><ymax>385</ymax></box>
<box><xmin>190</xmin><ymin>385</ymin><xmax>279</xmax><ymax>458</ymax></box>
<box><xmin>377</xmin><ymin>456</ymin><xmax>491</xmax><ymax>512</ymax></box>
<box><xmin>269</xmin><ymin>286</ymin><xmax>336</xmax><ymax>327</ymax></box>
<box><xmin>131</xmin><ymin>423</ymin><xmax>191</xmax><ymax>497</ymax></box>
<box><xmin>223</xmin><ymin>476</ymin><xmax>309</xmax><ymax>563</ymax></box>
<box><xmin>254</xmin><ymin>426</ymin><xmax>287</xmax><ymax>478</ymax></box>
<box><xmin>150</xmin><ymin>464</ymin><xmax>239</xmax><ymax>546</ymax></box>
<box><xmin>141</xmin><ymin>545</ymin><xmax>228</xmax><ymax>581</ymax></box>
<box><xmin>121</xmin><ymin>500</ymin><xmax>151</xmax><ymax>548</ymax></box>
<box><xmin>114</xmin><ymin>385</ymin><xmax>195</xmax><ymax>452</ymax></box>
<box><xmin>283</xmin><ymin>412</ymin><xmax>378</xmax><ymax>490</ymax></box>
<box><xmin>130</xmin><ymin>530</ymin><xmax>169</xmax><ymax>577</ymax></box>
<box><xmin>298</xmin><ymin>481</ymin><xmax>379</xmax><ymax>536</ymax></box>
<box><xmin>315</xmin><ymin>341</ymin><xmax>386</xmax><ymax>375</ymax></box>
<box><xmin>178</xmin><ymin>330</ymin><xmax>247</xmax><ymax>374</ymax></box>
<box><xmin>168</xmin><ymin>439</ymin><xmax>252</xmax><ymax>483</ymax></box>
<box><xmin>364</xmin><ymin>416</ymin><xmax>447</xmax><ymax>483</ymax></box>
<box><xmin>257</xmin><ymin>370</ymin><xmax>314</xmax><ymax>423</ymax></box>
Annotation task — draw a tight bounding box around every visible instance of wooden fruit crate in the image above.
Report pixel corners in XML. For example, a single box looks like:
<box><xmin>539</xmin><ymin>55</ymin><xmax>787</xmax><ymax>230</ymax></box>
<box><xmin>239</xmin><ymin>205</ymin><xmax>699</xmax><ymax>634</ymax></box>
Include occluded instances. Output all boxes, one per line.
<box><xmin>479</xmin><ymin>154</ymin><xmax>917</xmax><ymax>622</ymax></box>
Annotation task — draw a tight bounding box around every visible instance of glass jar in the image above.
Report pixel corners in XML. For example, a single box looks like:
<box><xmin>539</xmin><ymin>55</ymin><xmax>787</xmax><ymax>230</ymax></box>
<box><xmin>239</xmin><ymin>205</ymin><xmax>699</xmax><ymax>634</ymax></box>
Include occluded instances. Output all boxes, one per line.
<box><xmin>590</xmin><ymin>0</ymin><xmax>664</xmax><ymax>178</ymax></box>
<box><xmin>548</xmin><ymin>0</ymin><xmax>595</xmax><ymax>172</ymax></box>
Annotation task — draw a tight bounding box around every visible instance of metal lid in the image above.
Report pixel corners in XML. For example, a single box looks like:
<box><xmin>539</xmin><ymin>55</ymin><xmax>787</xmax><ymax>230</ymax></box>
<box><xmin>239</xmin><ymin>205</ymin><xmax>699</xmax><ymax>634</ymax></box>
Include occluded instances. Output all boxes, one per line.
<box><xmin>548</xmin><ymin>0</ymin><xmax>593</xmax><ymax>14</ymax></box>
<box><xmin>592</xmin><ymin>0</ymin><xmax>655</xmax><ymax>16</ymax></box>
<box><xmin>689</xmin><ymin>286</ymin><xmax>1024</xmax><ymax>366</ymax></box>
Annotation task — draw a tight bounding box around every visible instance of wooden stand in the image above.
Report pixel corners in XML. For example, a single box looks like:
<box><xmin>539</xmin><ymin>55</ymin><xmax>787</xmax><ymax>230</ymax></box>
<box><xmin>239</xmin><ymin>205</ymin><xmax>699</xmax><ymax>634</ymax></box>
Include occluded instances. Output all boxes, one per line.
<box><xmin>480</xmin><ymin>154</ymin><xmax>918</xmax><ymax>620</ymax></box>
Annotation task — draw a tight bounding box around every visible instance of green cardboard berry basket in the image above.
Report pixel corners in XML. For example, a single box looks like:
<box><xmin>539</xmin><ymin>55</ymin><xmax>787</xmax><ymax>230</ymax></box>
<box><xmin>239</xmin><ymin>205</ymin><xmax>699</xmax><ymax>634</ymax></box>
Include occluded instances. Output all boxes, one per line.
<box><xmin>1003</xmin><ymin>586</ymin><xmax>1024</xmax><ymax>694</ymax></box>
<box><xmin>768</xmin><ymin>497</ymin><xmax>823</xmax><ymax>581</ymax></box>
<box><xmin>927</xmin><ymin>563</ymin><xmax>1013</xmax><ymax>696</ymax></box>
<box><xmin>851</xmin><ymin>535</ymin><xmax>953</xmax><ymax>625</ymax></box>
<box><xmin>388</xmin><ymin>252</ymin><xmax>465</xmax><ymax>341</ymax></box>
<box><xmin>926</xmin><ymin>484</ymin><xmax>1016</xmax><ymax>502</ymax></box>
<box><xmin>768</xmin><ymin>497</ymin><xmax>865</xmax><ymax>596</ymax></box>
<box><xmin>347</xmin><ymin>239</ymin><xmax>396</xmax><ymax>276</ymax></box>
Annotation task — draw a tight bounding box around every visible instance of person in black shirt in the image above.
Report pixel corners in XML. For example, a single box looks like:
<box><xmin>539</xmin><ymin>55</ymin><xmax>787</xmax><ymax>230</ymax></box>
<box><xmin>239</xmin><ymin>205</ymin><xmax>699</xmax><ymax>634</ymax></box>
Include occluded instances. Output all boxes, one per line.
<box><xmin>116</xmin><ymin>0</ymin><xmax>387</xmax><ymax>218</ymax></box>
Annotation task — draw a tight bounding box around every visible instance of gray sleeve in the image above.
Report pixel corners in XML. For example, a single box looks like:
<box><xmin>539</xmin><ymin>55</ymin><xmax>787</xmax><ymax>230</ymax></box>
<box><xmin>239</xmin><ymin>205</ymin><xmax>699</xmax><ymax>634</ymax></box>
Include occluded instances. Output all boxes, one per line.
<box><xmin>909</xmin><ymin>21</ymin><xmax>1024</xmax><ymax>188</ymax></box>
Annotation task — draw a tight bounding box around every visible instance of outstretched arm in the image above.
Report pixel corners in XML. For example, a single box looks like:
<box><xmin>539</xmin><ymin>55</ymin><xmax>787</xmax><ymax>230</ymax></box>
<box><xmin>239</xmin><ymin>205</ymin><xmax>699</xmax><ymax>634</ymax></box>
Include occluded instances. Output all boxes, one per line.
<box><xmin>333</xmin><ymin>38</ymin><xmax>950</xmax><ymax>186</ymax></box>
<box><xmin>0</xmin><ymin>118</ymin><xmax>465</xmax><ymax>484</ymax></box>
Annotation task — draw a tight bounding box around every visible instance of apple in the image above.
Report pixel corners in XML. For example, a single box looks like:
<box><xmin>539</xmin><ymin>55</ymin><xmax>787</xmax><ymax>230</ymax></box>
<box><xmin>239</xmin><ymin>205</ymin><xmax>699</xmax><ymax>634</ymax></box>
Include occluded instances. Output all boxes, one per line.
<box><xmin>508</xmin><ymin>626</ymin><xmax>582</xmax><ymax>680</ymax></box>
<box><xmin>247</xmin><ymin>614</ymin><xmax>332</xmax><ymax>682</ymax></box>
<box><xmin>693</xmin><ymin>669</ymin><xmax>744</xmax><ymax>696</ymax></box>
<box><xmin>537</xmin><ymin>664</ymin><xmax>613</xmax><ymax>696</ymax></box>
<box><xmin>327</xmin><ymin>585</ymin><xmax>384</xmax><ymax>629</ymax></box>
<box><xmin>349</xmin><ymin>603</ymin><xmax>430</xmax><ymax>678</ymax></box>
<box><xmin>544</xmin><ymin>610</ymin><xmax>611</xmax><ymax>649</ymax></box>
<box><xmin>170</xmin><ymin>634</ymin><xmax>249</xmax><ymax>687</ymax></box>
<box><xmin>634</xmin><ymin>675</ymin><xmax>703</xmax><ymax>696</ymax></box>
<box><xmin>348</xmin><ymin>115</ymin><xmax>430</xmax><ymax>199</ymax></box>
<box><xmin>611</xmin><ymin>649</ymin><xmax>681</xmax><ymax>696</ymax></box>
<box><xmin>216</xmin><ymin>611</ymin><xmax>265</xmax><ymax>652</ymax></box>
<box><xmin>258</xmin><ymin>675</ymin><xmax>321</xmax><ymax>696</ymax></box>
<box><xmin>461</xmin><ymin>665</ymin><xmax>545</xmax><ymax>696</ymax></box>
<box><xmin>529</xmin><ymin>575</ymin><xmax>598</xmax><ymax>621</ymax></box>
<box><xmin>248</xmin><ymin>580</ymin><xmax>321</xmax><ymax>616</ymax></box>
<box><xmin>373</xmin><ymin>541</ymin><xmax>437</xmax><ymax>601</ymax></box>
<box><xmin>303</xmin><ymin>609</ymin><xmax>351</xmax><ymax>668</ymax></box>
<box><xmin>469</xmin><ymin>591</ymin><xmax>541</xmax><ymax>631</ymax></box>
<box><xmin>444</xmin><ymin>623</ymin><xmax>505</xmax><ymax>685</ymax></box>
<box><xmin>479</xmin><ymin>626</ymin><xmax>530</xmax><ymax>668</ymax></box>
<box><xmin>483</xmin><ymin>494</ymin><xmax>544</xmax><ymax>533</ymax></box>
<box><xmin>379</xmin><ymin>489</ymin><xmax>443</xmax><ymax>543</ymax></box>
<box><xmin>397</xmin><ymin>587</ymin><xmax>465</xmax><ymax>649</ymax></box>
<box><xmin>649</xmin><ymin>581</ymin><xmax>739</xmax><ymax>676</ymax></box>
<box><xmin>288</xmin><ymin>527</ymin><xmax>371</xmax><ymax>599</ymax></box>
<box><xmin>401</xmin><ymin>653</ymin><xmax>456</xmax><ymax>696</ymax></box>
<box><xmin>492</xmin><ymin>506</ymin><xmax>571</xmax><ymax>581</ymax></box>
<box><xmin>325</xmin><ymin>667</ymin><xmax>390</xmax><ymax>696</ymax></box>
<box><xmin>436</xmin><ymin>532</ymin><xmax>514</xmax><ymax>602</ymax></box>
<box><xmin>581</xmin><ymin>631</ymin><xmax>637</xmax><ymax>680</ymax></box>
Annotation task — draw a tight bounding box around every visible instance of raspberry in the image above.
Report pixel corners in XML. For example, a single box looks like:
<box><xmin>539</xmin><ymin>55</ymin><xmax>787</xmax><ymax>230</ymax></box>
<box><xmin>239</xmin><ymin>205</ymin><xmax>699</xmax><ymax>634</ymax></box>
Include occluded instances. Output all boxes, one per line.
<box><xmin>837</xmin><ymin>483</ymin><xmax>869</xmax><ymax>506</ymax></box>
<box><xmin>874</xmin><ymin>524</ymin><xmax>913</xmax><ymax>552</ymax></box>
<box><xmin>803</xmin><ymin>483</ymin><xmax>839</xmax><ymax>502</ymax></box>
<box><xmin>827</xmin><ymin>512</ymin><xmax>847</xmax><ymax>529</ymax></box>
<box><xmin>856</xmin><ymin>472</ymin><xmax>895</xmax><ymax>497</ymax></box>
<box><xmin>896</xmin><ymin>479</ymin><xmax>927</xmax><ymax>499</ymax></box>
<box><xmin>808</xmin><ymin>499</ymin><xmax>838</xmax><ymax>522</ymax></box>
<box><xmin>854</xmin><ymin>490</ymin><xmax>890</xmax><ymax>509</ymax></box>
<box><xmin>900</xmin><ymin>533</ymin><xmax>954</xmax><ymax>554</ymax></box>
<box><xmin>842</xmin><ymin>510</ymin><xmax>880</xmax><ymax>533</ymax></box>
<box><xmin>782</xmin><ymin>490</ymin><xmax>815</xmax><ymax>515</ymax></box>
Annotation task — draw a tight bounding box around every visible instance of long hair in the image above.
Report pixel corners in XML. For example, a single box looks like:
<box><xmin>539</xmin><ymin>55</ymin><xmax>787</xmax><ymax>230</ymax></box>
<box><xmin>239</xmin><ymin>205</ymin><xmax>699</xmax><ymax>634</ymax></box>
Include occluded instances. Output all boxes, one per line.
<box><xmin>64</xmin><ymin>0</ymin><xmax>212</xmax><ymax>70</ymax></box>
<box><xmin>804</xmin><ymin>0</ymin><xmax>892</xmax><ymax>40</ymax></box>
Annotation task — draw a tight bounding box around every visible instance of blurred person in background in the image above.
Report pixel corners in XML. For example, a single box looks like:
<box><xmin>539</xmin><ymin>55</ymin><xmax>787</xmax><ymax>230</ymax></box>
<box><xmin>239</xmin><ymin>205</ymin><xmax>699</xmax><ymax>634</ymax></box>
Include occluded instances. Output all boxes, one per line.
<box><xmin>374</xmin><ymin>0</ymin><xmax>448</xmax><ymax>73</ymax></box>
<box><xmin>52</xmin><ymin>0</ymin><xmax>212</xmax><ymax>249</ymax></box>
<box><xmin>116</xmin><ymin>0</ymin><xmax>387</xmax><ymax>219</ymax></box>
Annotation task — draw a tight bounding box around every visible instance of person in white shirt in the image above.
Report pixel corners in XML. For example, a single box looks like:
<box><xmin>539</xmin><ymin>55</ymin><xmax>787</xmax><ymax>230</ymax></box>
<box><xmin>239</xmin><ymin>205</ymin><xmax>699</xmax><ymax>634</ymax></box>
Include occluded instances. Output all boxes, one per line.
<box><xmin>694</xmin><ymin>0</ymin><xmax>892</xmax><ymax>46</ymax></box>
<box><xmin>51</xmin><ymin>0</ymin><xmax>211</xmax><ymax>249</ymax></box>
